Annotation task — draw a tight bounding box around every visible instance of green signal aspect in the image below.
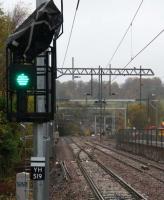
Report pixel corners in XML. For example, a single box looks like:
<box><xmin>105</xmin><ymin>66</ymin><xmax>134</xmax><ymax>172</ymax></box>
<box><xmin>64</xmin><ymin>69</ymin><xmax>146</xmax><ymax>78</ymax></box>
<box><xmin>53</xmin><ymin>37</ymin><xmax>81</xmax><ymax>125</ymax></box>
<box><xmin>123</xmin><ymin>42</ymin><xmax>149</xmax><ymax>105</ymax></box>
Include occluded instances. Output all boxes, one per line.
<box><xmin>16</xmin><ymin>73</ymin><xmax>29</xmax><ymax>86</ymax></box>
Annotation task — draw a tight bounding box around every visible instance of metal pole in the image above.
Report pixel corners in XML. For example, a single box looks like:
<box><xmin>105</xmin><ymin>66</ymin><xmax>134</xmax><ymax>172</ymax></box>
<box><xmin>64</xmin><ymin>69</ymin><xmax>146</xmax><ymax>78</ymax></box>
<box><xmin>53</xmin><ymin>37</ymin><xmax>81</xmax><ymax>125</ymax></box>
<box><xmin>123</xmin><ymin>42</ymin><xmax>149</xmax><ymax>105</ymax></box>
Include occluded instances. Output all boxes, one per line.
<box><xmin>91</xmin><ymin>69</ymin><xmax>93</xmax><ymax>96</ymax></box>
<box><xmin>44</xmin><ymin>123</ymin><xmax>50</xmax><ymax>199</ymax></box>
<box><xmin>33</xmin><ymin>124</ymin><xmax>46</xmax><ymax>200</ymax></box>
<box><xmin>72</xmin><ymin>57</ymin><xmax>74</xmax><ymax>80</ymax></box>
<box><xmin>100</xmin><ymin>67</ymin><xmax>103</xmax><ymax>140</ymax></box>
<box><xmin>113</xmin><ymin>111</ymin><xmax>116</xmax><ymax>134</ymax></box>
<box><xmin>139</xmin><ymin>66</ymin><xmax>142</xmax><ymax>106</ymax></box>
<box><xmin>98</xmin><ymin>66</ymin><xmax>101</xmax><ymax>139</ymax></box>
<box><xmin>112</xmin><ymin>110</ymin><xmax>116</xmax><ymax>135</ymax></box>
<box><xmin>124</xmin><ymin>109</ymin><xmax>127</xmax><ymax>129</ymax></box>
<box><xmin>33</xmin><ymin>1</ymin><xmax>49</xmax><ymax>200</ymax></box>
<box><xmin>103</xmin><ymin>99</ymin><xmax>106</xmax><ymax>134</ymax></box>
<box><xmin>156</xmin><ymin>101</ymin><xmax>159</xmax><ymax>127</ymax></box>
<box><xmin>94</xmin><ymin>116</ymin><xmax>97</xmax><ymax>135</ymax></box>
<box><xmin>104</xmin><ymin>116</ymin><xmax>106</xmax><ymax>133</ymax></box>
<box><xmin>72</xmin><ymin>57</ymin><xmax>74</xmax><ymax>96</ymax></box>
<box><xmin>33</xmin><ymin>53</ymin><xmax>48</xmax><ymax>199</ymax></box>
<box><xmin>98</xmin><ymin>66</ymin><xmax>100</xmax><ymax>101</ymax></box>
<box><xmin>109</xmin><ymin>64</ymin><xmax>111</xmax><ymax>96</ymax></box>
<box><xmin>126</xmin><ymin>102</ymin><xmax>128</xmax><ymax>128</ymax></box>
<box><xmin>147</xmin><ymin>96</ymin><xmax>150</xmax><ymax>126</ymax></box>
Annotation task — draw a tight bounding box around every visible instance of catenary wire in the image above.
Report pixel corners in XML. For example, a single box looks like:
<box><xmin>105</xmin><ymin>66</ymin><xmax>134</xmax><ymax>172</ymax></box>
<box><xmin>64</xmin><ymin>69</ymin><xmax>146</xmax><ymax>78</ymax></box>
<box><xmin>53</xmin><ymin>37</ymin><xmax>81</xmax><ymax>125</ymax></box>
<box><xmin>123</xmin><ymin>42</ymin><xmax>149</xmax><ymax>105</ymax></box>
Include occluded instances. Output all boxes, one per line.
<box><xmin>111</xmin><ymin>28</ymin><xmax>164</xmax><ymax>82</ymax></box>
<box><xmin>106</xmin><ymin>0</ymin><xmax>144</xmax><ymax>67</ymax></box>
<box><xmin>130</xmin><ymin>24</ymin><xmax>133</xmax><ymax>60</ymax></box>
<box><xmin>61</xmin><ymin>0</ymin><xmax>80</xmax><ymax>68</ymax></box>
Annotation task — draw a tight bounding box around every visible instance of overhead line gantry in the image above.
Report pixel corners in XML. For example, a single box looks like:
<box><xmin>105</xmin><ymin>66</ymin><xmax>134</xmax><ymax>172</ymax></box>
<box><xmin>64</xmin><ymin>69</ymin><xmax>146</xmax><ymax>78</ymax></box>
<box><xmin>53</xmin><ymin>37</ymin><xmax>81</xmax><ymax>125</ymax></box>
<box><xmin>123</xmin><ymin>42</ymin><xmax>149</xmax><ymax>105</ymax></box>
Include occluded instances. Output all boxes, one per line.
<box><xmin>56</xmin><ymin>67</ymin><xmax>154</xmax><ymax>78</ymax></box>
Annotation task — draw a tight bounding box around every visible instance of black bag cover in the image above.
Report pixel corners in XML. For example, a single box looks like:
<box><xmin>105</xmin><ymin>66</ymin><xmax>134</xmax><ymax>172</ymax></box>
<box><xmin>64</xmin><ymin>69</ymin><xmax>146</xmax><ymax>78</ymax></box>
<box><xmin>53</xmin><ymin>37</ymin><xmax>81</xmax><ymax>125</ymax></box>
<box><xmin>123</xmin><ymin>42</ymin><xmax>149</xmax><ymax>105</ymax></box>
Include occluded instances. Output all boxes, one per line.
<box><xmin>7</xmin><ymin>0</ymin><xmax>63</xmax><ymax>61</ymax></box>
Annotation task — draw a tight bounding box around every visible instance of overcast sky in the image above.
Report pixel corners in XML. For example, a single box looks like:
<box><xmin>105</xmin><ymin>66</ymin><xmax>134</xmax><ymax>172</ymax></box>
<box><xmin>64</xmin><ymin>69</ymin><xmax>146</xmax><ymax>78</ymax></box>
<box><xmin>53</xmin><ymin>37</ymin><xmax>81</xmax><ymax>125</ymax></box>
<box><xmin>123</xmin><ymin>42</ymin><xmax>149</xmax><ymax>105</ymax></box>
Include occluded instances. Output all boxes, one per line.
<box><xmin>1</xmin><ymin>0</ymin><xmax>164</xmax><ymax>83</ymax></box>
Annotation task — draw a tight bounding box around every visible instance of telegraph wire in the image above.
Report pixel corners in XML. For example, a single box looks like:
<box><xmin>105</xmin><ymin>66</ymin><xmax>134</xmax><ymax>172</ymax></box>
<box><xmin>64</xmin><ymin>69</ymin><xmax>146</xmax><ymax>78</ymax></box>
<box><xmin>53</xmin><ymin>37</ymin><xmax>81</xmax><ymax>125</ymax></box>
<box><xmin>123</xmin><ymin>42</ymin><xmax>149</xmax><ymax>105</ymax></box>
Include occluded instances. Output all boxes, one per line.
<box><xmin>62</xmin><ymin>0</ymin><xmax>81</xmax><ymax>68</ymax></box>
<box><xmin>112</xmin><ymin>28</ymin><xmax>164</xmax><ymax>82</ymax></box>
<box><xmin>106</xmin><ymin>0</ymin><xmax>144</xmax><ymax>67</ymax></box>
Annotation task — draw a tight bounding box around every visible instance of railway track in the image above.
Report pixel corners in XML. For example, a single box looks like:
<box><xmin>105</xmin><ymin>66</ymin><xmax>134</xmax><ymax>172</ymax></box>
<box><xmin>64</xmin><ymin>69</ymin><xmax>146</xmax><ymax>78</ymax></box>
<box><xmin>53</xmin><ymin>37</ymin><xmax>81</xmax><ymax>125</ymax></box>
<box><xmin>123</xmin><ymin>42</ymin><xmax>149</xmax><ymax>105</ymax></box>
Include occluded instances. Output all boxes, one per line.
<box><xmin>85</xmin><ymin>141</ymin><xmax>164</xmax><ymax>184</ymax></box>
<box><xmin>73</xmin><ymin>141</ymin><xmax>146</xmax><ymax>200</ymax></box>
<box><xmin>92</xmin><ymin>141</ymin><xmax>164</xmax><ymax>171</ymax></box>
<box><xmin>60</xmin><ymin>160</ymin><xmax>71</xmax><ymax>181</ymax></box>
<box><xmin>77</xmin><ymin>151</ymin><xmax>105</xmax><ymax>200</ymax></box>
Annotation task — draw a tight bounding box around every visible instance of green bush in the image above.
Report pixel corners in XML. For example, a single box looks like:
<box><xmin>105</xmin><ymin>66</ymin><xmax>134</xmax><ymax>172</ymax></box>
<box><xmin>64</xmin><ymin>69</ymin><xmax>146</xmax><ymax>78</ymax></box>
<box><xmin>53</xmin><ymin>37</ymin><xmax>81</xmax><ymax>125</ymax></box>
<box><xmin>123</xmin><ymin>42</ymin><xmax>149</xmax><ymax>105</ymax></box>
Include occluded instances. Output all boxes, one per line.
<box><xmin>0</xmin><ymin>97</ymin><xmax>23</xmax><ymax>180</ymax></box>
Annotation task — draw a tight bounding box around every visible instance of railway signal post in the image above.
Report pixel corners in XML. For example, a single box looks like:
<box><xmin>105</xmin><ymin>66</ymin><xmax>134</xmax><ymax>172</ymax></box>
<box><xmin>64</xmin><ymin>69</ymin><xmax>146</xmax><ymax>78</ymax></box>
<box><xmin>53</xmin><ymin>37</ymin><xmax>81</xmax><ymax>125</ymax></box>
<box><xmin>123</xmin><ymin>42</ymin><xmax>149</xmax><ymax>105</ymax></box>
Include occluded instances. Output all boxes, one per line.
<box><xmin>6</xmin><ymin>0</ymin><xmax>63</xmax><ymax>199</ymax></box>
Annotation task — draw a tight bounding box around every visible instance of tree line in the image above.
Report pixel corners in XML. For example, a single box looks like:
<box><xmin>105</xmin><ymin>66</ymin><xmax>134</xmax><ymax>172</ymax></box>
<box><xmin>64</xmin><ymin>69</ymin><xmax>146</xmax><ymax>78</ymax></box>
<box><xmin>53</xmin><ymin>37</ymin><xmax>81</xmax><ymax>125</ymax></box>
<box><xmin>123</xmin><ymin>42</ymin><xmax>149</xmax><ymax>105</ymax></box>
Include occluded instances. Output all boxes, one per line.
<box><xmin>0</xmin><ymin>4</ymin><xmax>29</xmax><ymax>192</ymax></box>
<box><xmin>56</xmin><ymin>77</ymin><xmax>164</xmax><ymax>100</ymax></box>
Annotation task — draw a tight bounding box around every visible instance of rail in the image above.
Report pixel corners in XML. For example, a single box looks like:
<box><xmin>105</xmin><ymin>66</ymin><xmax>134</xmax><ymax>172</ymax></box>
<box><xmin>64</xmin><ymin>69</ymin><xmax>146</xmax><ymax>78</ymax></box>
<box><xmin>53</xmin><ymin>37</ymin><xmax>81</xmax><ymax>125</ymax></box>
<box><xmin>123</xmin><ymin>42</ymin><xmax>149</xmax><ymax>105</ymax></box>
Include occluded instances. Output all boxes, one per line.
<box><xmin>60</xmin><ymin>161</ymin><xmax>71</xmax><ymax>181</ymax></box>
<box><xmin>86</xmin><ymin>142</ymin><xmax>164</xmax><ymax>184</ymax></box>
<box><xmin>76</xmin><ymin>151</ymin><xmax>105</xmax><ymax>200</ymax></box>
<box><xmin>91</xmin><ymin>141</ymin><xmax>164</xmax><ymax>172</ymax></box>
<box><xmin>73</xmin><ymin>140</ymin><xmax>146</xmax><ymax>200</ymax></box>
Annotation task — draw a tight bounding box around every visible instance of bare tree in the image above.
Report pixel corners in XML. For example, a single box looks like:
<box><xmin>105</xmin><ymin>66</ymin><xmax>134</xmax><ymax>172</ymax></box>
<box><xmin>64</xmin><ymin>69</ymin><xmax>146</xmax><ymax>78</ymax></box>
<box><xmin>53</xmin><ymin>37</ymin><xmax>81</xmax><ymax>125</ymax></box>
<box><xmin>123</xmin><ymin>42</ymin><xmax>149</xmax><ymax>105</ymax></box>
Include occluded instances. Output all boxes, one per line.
<box><xmin>8</xmin><ymin>2</ymin><xmax>29</xmax><ymax>30</ymax></box>
<box><xmin>0</xmin><ymin>2</ymin><xmax>29</xmax><ymax>92</ymax></box>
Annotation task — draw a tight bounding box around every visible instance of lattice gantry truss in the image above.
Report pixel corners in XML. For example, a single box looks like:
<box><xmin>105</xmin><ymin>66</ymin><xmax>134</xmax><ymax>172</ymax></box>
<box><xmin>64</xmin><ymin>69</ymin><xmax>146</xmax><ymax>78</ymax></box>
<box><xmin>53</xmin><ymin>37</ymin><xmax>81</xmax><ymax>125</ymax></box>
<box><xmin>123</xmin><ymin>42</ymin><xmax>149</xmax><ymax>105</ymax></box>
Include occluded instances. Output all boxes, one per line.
<box><xmin>56</xmin><ymin>67</ymin><xmax>154</xmax><ymax>78</ymax></box>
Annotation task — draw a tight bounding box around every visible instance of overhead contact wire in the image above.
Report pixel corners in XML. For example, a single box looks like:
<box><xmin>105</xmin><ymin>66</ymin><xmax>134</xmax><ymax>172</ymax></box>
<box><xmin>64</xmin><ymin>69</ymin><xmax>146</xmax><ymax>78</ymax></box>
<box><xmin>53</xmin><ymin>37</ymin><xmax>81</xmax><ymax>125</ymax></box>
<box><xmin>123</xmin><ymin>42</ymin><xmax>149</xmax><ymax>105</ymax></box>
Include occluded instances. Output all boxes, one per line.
<box><xmin>62</xmin><ymin>0</ymin><xmax>80</xmax><ymax>68</ymax></box>
<box><xmin>130</xmin><ymin>24</ymin><xmax>133</xmax><ymax>60</ymax></box>
<box><xmin>124</xmin><ymin>29</ymin><xmax>164</xmax><ymax>68</ymax></box>
<box><xmin>106</xmin><ymin>0</ymin><xmax>144</xmax><ymax>67</ymax></box>
<box><xmin>112</xmin><ymin>28</ymin><xmax>164</xmax><ymax>82</ymax></box>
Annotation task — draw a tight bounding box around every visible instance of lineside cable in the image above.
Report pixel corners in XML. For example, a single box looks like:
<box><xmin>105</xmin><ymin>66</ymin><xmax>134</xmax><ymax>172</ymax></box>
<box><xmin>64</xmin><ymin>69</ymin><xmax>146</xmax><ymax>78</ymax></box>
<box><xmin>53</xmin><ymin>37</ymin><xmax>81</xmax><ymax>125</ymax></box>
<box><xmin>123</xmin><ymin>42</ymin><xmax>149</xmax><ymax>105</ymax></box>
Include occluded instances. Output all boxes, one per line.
<box><xmin>111</xmin><ymin>28</ymin><xmax>164</xmax><ymax>82</ymax></box>
<box><xmin>62</xmin><ymin>0</ymin><xmax>80</xmax><ymax>68</ymax></box>
<box><xmin>106</xmin><ymin>0</ymin><xmax>144</xmax><ymax>67</ymax></box>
